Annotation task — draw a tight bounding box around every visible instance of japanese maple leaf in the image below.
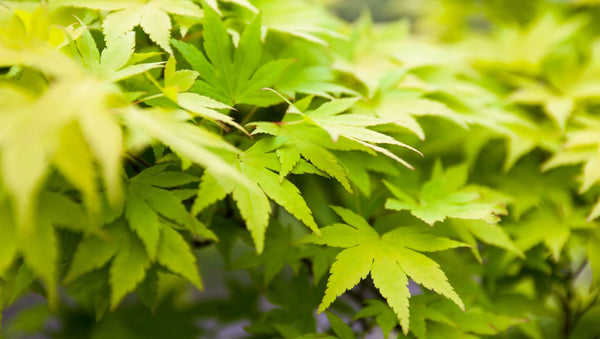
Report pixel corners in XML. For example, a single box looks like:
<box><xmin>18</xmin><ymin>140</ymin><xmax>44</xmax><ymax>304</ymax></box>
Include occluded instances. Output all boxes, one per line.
<box><xmin>172</xmin><ymin>5</ymin><xmax>293</xmax><ymax>107</ymax></box>
<box><xmin>250</xmin><ymin>96</ymin><xmax>422</xmax><ymax>192</ymax></box>
<box><xmin>144</xmin><ymin>55</ymin><xmax>247</xmax><ymax>133</ymax></box>
<box><xmin>51</xmin><ymin>0</ymin><xmax>204</xmax><ymax>53</ymax></box>
<box><xmin>65</xmin><ymin>219</ymin><xmax>203</xmax><ymax>310</ymax></box>
<box><xmin>407</xmin><ymin>295</ymin><xmax>525</xmax><ymax>339</ymax></box>
<box><xmin>299</xmin><ymin>206</ymin><xmax>466</xmax><ymax>333</ymax></box>
<box><xmin>125</xmin><ymin>164</ymin><xmax>215</xmax><ymax>260</ymax></box>
<box><xmin>192</xmin><ymin>138</ymin><xmax>320</xmax><ymax>253</ymax></box>
<box><xmin>385</xmin><ymin>162</ymin><xmax>507</xmax><ymax>226</ymax></box>
<box><xmin>287</xmin><ymin>97</ymin><xmax>421</xmax><ymax>169</ymax></box>
<box><xmin>75</xmin><ymin>29</ymin><xmax>164</xmax><ymax>82</ymax></box>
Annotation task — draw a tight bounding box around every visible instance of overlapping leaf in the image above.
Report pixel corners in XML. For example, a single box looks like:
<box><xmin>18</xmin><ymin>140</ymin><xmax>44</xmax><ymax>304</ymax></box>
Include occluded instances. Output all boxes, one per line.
<box><xmin>145</xmin><ymin>55</ymin><xmax>247</xmax><ymax>133</ymax></box>
<box><xmin>172</xmin><ymin>6</ymin><xmax>293</xmax><ymax>106</ymax></box>
<box><xmin>250</xmin><ymin>96</ymin><xmax>421</xmax><ymax>192</ymax></box>
<box><xmin>65</xmin><ymin>218</ymin><xmax>203</xmax><ymax>309</ymax></box>
<box><xmin>51</xmin><ymin>0</ymin><xmax>204</xmax><ymax>53</ymax></box>
<box><xmin>385</xmin><ymin>162</ymin><xmax>507</xmax><ymax>226</ymax></box>
<box><xmin>299</xmin><ymin>206</ymin><xmax>466</xmax><ymax>332</ymax></box>
<box><xmin>193</xmin><ymin>138</ymin><xmax>319</xmax><ymax>253</ymax></box>
<box><xmin>125</xmin><ymin>164</ymin><xmax>213</xmax><ymax>260</ymax></box>
<box><xmin>75</xmin><ymin>29</ymin><xmax>164</xmax><ymax>82</ymax></box>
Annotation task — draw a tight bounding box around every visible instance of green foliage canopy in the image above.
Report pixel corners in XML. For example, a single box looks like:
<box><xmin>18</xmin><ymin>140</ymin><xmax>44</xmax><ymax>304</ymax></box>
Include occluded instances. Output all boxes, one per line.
<box><xmin>1</xmin><ymin>0</ymin><xmax>600</xmax><ymax>338</ymax></box>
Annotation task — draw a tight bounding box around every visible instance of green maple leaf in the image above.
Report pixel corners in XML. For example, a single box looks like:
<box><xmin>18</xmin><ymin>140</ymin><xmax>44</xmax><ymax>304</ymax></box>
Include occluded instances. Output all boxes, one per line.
<box><xmin>355</xmin><ymin>88</ymin><xmax>467</xmax><ymax>141</ymax></box>
<box><xmin>407</xmin><ymin>295</ymin><xmax>525</xmax><ymax>339</ymax></box>
<box><xmin>125</xmin><ymin>164</ymin><xmax>214</xmax><ymax>260</ymax></box>
<box><xmin>123</xmin><ymin>107</ymin><xmax>250</xmax><ymax>188</ymax></box>
<box><xmin>192</xmin><ymin>137</ymin><xmax>319</xmax><ymax>253</ymax></box>
<box><xmin>172</xmin><ymin>6</ymin><xmax>293</xmax><ymax>107</ymax></box>
<box><xmin>1</xmin><ymin>76</ymin><xmax>126</xmax><ymax>230</ymax></box>
<box><xmin>250</xmin><ymin>96</ymin><xmax>421</xmax><ymax>191</ymax></box>
<box><xmin>251</xmin><ymin>121</ymin><xmax>355</xmax><ymax>192</ymax></box>
<box><xmin>0</xmin><ymin>264</ymin><xmax>37</xmax><ymax>316</ymax></box>
<box><xmin>472</xmin><ymin>13</ymin><xmax>583</xmax><ymax>74</ymax></box>
<box><xmin>299</xmin><ymin>206</ymin><xmax>466</xmax><ymax>333</ymax></box>
<box><xmin>385</xmin><ymin>162</ymin><xmax>507</xmax><ymax>226</ymax></box>
<box><xmin>155</xmin><ymin>223</ymin><xmax>203</xmax><ymax>290</ymax></box>
<box><xmin>507</xmin><ymin>38</ymin><xmax>600</xmax><ymax>130</ymax></box>
<box><xmin>65</xmin><ymin>218</ymin><xmax>204</xmax><ymax>309</ymax></box>
<box><xmin>63</xmin><ymin>221</ymin><xmax>137</xmax><ymax>308</ymax></box>
<box><xmin>286</xmin><ymin>97</ymin><xmax>421</xmax><ymax>169</ymax></box>
<box><xmin>51</xmin><ymin>0</ymin><xmax>204</xmax><ymax>53</ymax></box>
<box><xmin>144</xmin><ymin>55</ymin><xmax>247</xmax><ymax>133</ymax></box>
<box><xmin>505</xmin><ymin>204</ymin><xmax>592</xmax><ymax>261</ymax></box>
<box><xmin>447</xmin><ymin>219</ymin><xmax>524</xmax><ymax>262</ymax></box>
<box><xmin>0</xmin><ymin>190</ymin><xmax>90</xmax><ymax>308</ymax></box>
<box><xmin>75</xmin><ymin>29</ymin><xmax>164</xmax><ymax>82</ymax></box>
<box><xmin>109</xmin><ymin>226</ymin><xmax>151</xmax><ymax>309</ymax></box>
<box><xmin>509</xmin><ymin>80</ymin><xmax>575</xmax><ymax>130</ymax></box>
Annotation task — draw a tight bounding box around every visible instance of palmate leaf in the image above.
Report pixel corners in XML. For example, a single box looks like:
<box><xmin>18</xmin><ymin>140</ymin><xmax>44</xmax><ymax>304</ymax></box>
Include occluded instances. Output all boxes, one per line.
<box><xmin>449</xmin><ymin>220</ymin><xmax>524</xmax><ymax>261</ymax></box>
<box><xmin>472</xmin><ymin>13</ymin><xmax>583</xmax><ymax>74</ymax></box>
<box><xmin>145</xmin><ymin>55</ymin><xmax>248</xmax><ymax>134</ymax></box>
<box><xmin>51</xmin><ymin>0</ymin><xmax>204</xmax><ymax>53</ymax></box>
<box><xmin>407</xmin><ymin>296</ymin><xmax>525</xmax><ymax>339</ymax></box>
<box><xmin>385</xmin><ymin>162</ymin><xmax>507</xmax><ymax>226</ymax></box>
<box><xmin>355</xmin><ymin>89</ymin><xmax>468</xmax><ymax>141</ymax></box>
<box><xmin>290</xmin><ymin>97</ymin><xmax>421</xmax><ymax>169</ymax></box>
<box><xmin>299</xmin><ymin>207</ymin><xmax>466</xmax><ymax>333</ymax></box>
<box><xmin>504</xmin><ymin>205</ymin><xmax>592</xmax><ymax>261</ymax></box>
<box><xmin>172</xmin><ymin>6</ymin><xmax>293</xmax><ymax>107</ymax></box>
<box><xmin>250</xmin><ymin>96</ymin><xmax>421</xmax><ymax>192</ymax></box>
<box><xmin>75</xmin><ymin>29</ymin><xmax>164</xmax><ymax>82</ymax></box>
<box><xmin>507</xmin><ymin>38</ymin><xmax>600</xmax><ymax>130</ymax></box>
<box><xmin>252</xmin><ymin>122</ymin><xmax>355</xmax><ymax>191</ymax></box>
<box><xmin>125</xmin><ymin>164</ymin><xmax>213</xmax><ymax>260</ymax></box>
<box><xmin>65</xmin><ymin>219</ymin><xmax>203</xmax><ymax>310</ymax></box>
<box><xmin>1</xmin><ymin>76</ymin><xmax>126</xmax><ymax>229</ymax></box>
<box><xmin>509</xmin><ymin>80</ymin><xmax>575</xmax><ymax>130</ymax></box>
<box><xmin>193</xmin><ymin>138</ymin><xmax>319</xmax><ymax>253</ymax></box>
